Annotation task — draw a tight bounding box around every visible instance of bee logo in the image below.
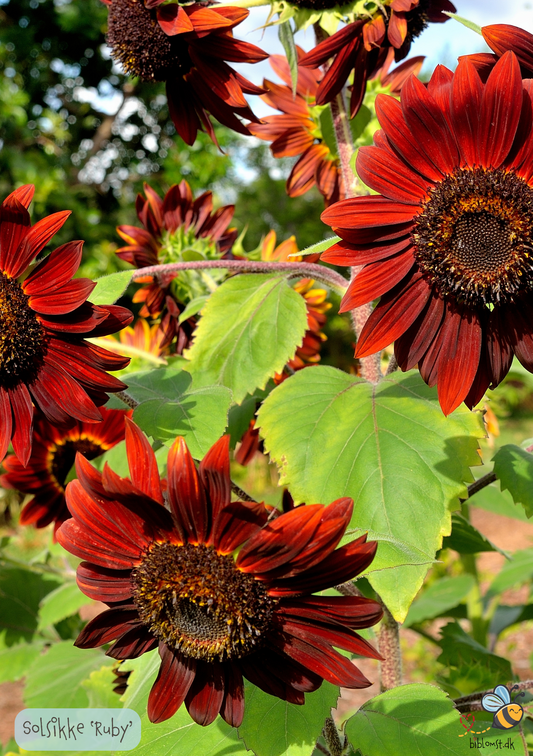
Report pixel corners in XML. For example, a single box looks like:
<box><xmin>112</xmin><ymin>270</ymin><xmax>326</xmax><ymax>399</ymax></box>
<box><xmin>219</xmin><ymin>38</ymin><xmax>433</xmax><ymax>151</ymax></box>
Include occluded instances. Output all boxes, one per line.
<box><xmin>482</xmin><ymin>684</ymin><xmax>525</xmax><ymax>730</ymax></box>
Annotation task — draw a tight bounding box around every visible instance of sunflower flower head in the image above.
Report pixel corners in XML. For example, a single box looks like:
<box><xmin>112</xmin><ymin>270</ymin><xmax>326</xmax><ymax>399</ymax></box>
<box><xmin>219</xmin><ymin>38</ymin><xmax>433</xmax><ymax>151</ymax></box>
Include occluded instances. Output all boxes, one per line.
<box><xmin>0</xmin><ymin>186</ymin><xmax>132</xmax><ymax>465</ymax></box>
<box><xmin>57</xmin><ymin>420</ymin><xmax>382</xmax><ymax>726</ymax></box>
<box><xmin>299</xmin><ymin>0</ymin><xmax>455</xmax><ymax>118</ymax></box>
<box><xmin>1</xmin><ymin>408</ymin><xmax>131</xmax><ymax>537</ymax></box>
<box><xmin>249</xmin><ymin>49</ymin><xmax>345</xmax><ymax>206</ymax></box>
<box><xmin>322</xmin><ymin>52</ymin><xmax>533</xmax><ymax>415</ymax></box>
<box><xmin>117</xmin><ymin>181</ymin><xmax>238</xmax><ymax>350</ymax></box>
<box><xmin>104</xmin><ymin>0</ymin><xmax>267</xmax><ymax>146</ymax></box>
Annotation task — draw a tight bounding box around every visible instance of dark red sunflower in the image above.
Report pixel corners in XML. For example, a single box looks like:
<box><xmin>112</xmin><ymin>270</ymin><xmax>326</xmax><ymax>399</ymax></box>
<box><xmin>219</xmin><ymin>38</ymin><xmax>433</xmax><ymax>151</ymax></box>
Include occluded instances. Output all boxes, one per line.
<box><xmin>117</xmin><ymin>181</ymin><xmax>238</xmax><ymax>351</ymax></box>
<box><xmin>0</xmin><ymin>185</ymin><xmax>132</xmax><ymax>466</ymax></box>
<box><xmin>461</xmin><ymin>24</ymin><xmax>533</xmax><ymax>81</ymax></box>
<box><xmin>1</xmin><ymin>408</ymin><xmax>130</xmax><ymax>538</ymax></box>
<box><xmin>248</xmin><ymin>49</ymin><xmax>345</xmax><ymax>205</ymax></box>
<box><xmin>299</xmin><ymin>0</ymin><xmax>455</xmax><ymax>117</ymax></box>
<box><xmin>104</xmin><ymin>0</ymin><xmax>267</xmax><ymax>145</ymax></box>
<box><xmin>56</xmin><ymin>419</ymin><xmax>382</xmax><ymax>726</ymax></box>
<box><xmin>321</xmin><ymin>52</ymin><xmax>533</xmax><ymax>415</ymax></box>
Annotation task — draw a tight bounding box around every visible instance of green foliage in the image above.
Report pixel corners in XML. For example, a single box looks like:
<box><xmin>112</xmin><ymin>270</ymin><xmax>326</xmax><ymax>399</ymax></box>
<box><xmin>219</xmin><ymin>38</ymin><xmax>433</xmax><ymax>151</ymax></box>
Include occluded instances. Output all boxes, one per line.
<box><xmin>186</xmin><ymin>274</ymin><xmax>308</xmax><ymax>404</ymax></box>
<box><xmin>117</xmin><ymin>651</ymin><xmax>248</xmax><ymax>756</ymax></box>
<box><xmin>257</xmin><ymin>367</ymin><xmax>484</xmax><ymax>621</ymax></box>
<box><xmin>0</xmin><ymin>566</ymin><xmax>62</xmax><ymax>646</ymax></box>
<box><xmin>437</xmin><ymin>623</ymin><xmax>513</xmax><ymax>695</ymax></box>
<box><xmin>492</xmin><ymin>444</ymin><xmax>533</xmax><ymax>517</ymax></box>
<box><xmin>82</xmin><ymin>666</ymin><xmax>124</xmax><ymax>709</ymax></box>
<box><xmin>345</xmin><ymin>684</ymin><xmax>471</xmax><ymax>756</ymax></box>
<box><xmin>123</xmin><ymin>367</ymin><xmax>232</xmax><ymax>458</ymax></box>
<box><xmin>404</xmin><ymin>576</ymin><xmax>475</xmax><ymax>628</ymax></box>
<box><xmin>486</xmin><ymin>549</ymin><xmax>533</xmax><ymax>598</ymax></box>
<box><xmin>37</xmin><ymin>581</ymin><xmax>90</xmax><ymax>630</ymax></box>
<box><xmin>0</xmin><ymin>640</ymin><xmax>45</xmax><ymax>683</ymax></box>
<box><xmin>278</xmin><ymin>21</ymin><xmax>298</xmax><ymax>97</ymax></box>
<box><xmin>24</xmin><ymin>642</ymin><xmax>114</xmax><ymax>708</ymax></box>
<box><xmin>441</xmin><ymin>514</ymin><xmax>504</xmax><ymax>555</ymax></box>
<box><xmin>91</xmin><ymin>271</ymin><xmax>132</xmax><ymax>305</ymax></box>
<box><xmin>239</xmin><ymin>681</ymin><xmax>339</xmax><ymax>756</ymax></box>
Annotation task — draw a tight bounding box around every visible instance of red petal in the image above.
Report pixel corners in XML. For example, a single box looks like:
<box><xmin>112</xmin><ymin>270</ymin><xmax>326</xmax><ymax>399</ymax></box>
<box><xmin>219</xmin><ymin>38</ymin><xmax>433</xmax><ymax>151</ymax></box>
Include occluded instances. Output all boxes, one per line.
<box><xmin>167</xmin><ymin>436</ymin><xmax>208</xmax><ymax>543</ymax></box>
<box><xmin>486</xmin><ymin>307</ymin><xmax>514</xmax><ymax>386</ymax></box>
<box><xmin>394</xmin><ymin>293</ymin><xmax>445</xmax><ymax>371</ymax></box>
<box><xmin>451</xmin><ymin>57</ymin><xmax>483</xmax><ymax>166</ymax></box>
<box><xmin>340</xmin><ymin>249</ymin><xmax>415</xmax><ymax>312</ymax></box>
<box><xmin>166</xmin><ymin>79</ymin><xmax>201</xmax><ymax>146</ymax></box>
<box><xmin>281</xmin><ymin>595</ymin><xmax>383</xmax><ymax>629</ymax></box>
<box><xmin>157</xmin><ymin>4</ymin><xmax>194</xmax><ymax>34</ymax></box>
<box><xmin>107</xmin><ymin>627</ymin><xmax>158</xmax><ymax>659</ymax></box>
<box><xmin>23</xmin><ymin>240</ymin><xmax>83</xmax><ymax>294</ymax></box>
<box><xmin>34</xmin><ymin>360</ymin><xmax>102</xmax><ymax>422</ymax></box>
<box><xmin>477</xmin><ymin>51</ymin><xmax>523</xmax><ymax>167</ymax></box>
<box><xmin>199</xmin><ymin>435</ymin><xmax>231</xmax><ymax>545</ymax></box>
<box><xmin>482</xmin><ymin>24</ymin><xmax>533</xmax><ymax>74</ymax></box>
<box><xmin>9</xmin><ymin>211</ymin><xmax>71</xmax><ymax>279</ymax></box>
<box><xmin>322</xmin><ymin>237</ymin><xmax>412</xmax><ymax>267</ymax></box>
<box><xmin>236</xmin><ymin>504</ymin><xmax>325</xmax><ymax>573</ymax></box>
<box><xmin>355</xmin><ymin>273</ymin><xmax>432</xmax><ymax>358</ymax></box>
<box><xmin>0</xmin><ymin>196</ymin><xmax>31</xmax><ymax>272</ymax></box>
<box><xmin>124</xmin><ymin>417</ymin><xmax>164</xmax><ymax>504</ymax></box>
<box><xmin>401</xmin><ymin>75</ymin><xmax>460</xmax><ymax>174</ymax></box>
<box><xmin>0</xmin><ymin>389</ymin><xmax>13</xmax><ymax>463</ymax></box>
<box><xmin>77</xmin><ymin>562</ymin><xmax>133</xmax><ymax>602</ymax></box>
<box><xmin>221</xmin><ymin>664</ymin><xmax>244</xmax><ymax>728</ymax></box>
<box><xmin>280</xmin><ymin>617</ymin><xmax>382</xmax><ymax>660</ymax></box>
<box><xmin>75</xmin><ymin>605</ymin><xmax>141</xmax><ymax>648</ymax></box>
<box><xmin>322</xmin><ymin>196</ymin><xmax>415</xmax><ymax>229</ymax></box>
<box><xmin>214</xmin><ymin>501</ymin><xmax>269</xmax><ymax>554</ymax></box>
<box><xmin>436</xmin><ymin>304</ymin><xmax>482</xmax><ymax>415</ymax></box>
<box><xmin>356</xmin><ymin>144</ymin><xmax>430</xmax><ymax>204</ymax></box>
<box><xmin>299</xmin><ymin>22</ymin><xmax>364</xmax><ymax>68</ymax></box>
<box><xmin>272</xmin><ymin>634</ymin><xmax>372</xmax><ymax>688</ymax></box>
<box><xmin>29</xmin><ymin>279</ymin><xmax>95</xmax><ymax>315</ymax></box>
<box><xmin>5</xmin><ymin>184</ymin><xmax>35</xmax><ymax>208</ymax></box>
<box><xmin>185</xmin><ymin>662</ymin><xmax>225</xmax><ymax>726</ymax></box>
<box><xmin>147</xmin><ymin>644</ymin><xmax>196</xmax><ymax>723</ymax></box>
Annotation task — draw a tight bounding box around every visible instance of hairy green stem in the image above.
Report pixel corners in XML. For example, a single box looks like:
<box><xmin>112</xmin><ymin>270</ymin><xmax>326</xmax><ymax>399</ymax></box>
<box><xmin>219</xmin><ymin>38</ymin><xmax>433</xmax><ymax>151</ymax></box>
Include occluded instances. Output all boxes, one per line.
<box><xmin>378</xmin><ymin>603</ymin><xmax>402</xmax><ymax>691</ymax></box>
<box><xmin>130</xmin><ymin>260</ymin><xmax>348</xmax><ymax>296</ymax></box>
<box><xmin>454</xmin><ymin>679</ymin><xmax>533</xmax><ymax>710</ymax></box>
<box><xmin>322</xmin><ymin>718</ymin><xmax>345</xmax><ymax>756</ymax></box>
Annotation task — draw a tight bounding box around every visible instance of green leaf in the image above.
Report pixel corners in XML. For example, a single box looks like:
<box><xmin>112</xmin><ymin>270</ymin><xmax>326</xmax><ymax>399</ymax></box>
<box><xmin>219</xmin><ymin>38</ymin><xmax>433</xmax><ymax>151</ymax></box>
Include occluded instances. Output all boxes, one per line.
<box><xmin>186</xmin><ymin>274</ymin><xmax>308</xmax><ymax>404</ymax></box>
<box><xmin>441</xmin><ymin>514</ymin><xmax>505</xmax><ymax>555</ymax></box>
<box><xmin>350</xmin><ymin>104</ymin><xmax>372</xmax><ymax>143</ymax></box>
<box><xmin>444</xmin><ymin>12</ymin><xmax>482</xmax><ymax>35</ymax></box>
<box><xmin>124</xmin><ymin>367</ymin><xmax>232</xmax><ymax>458</ymax></box>
<box><xmin>24</xmin><ymin>641</ymin><xmax>114</xmax><ymax>708</ymax></box>
<box><xmin>437</xmin><ymin>622</ymin><xmax>512</xmax><ymax>694</ymax></box>
<box><xmin>257</xmin><ymin>367</ymin><xmax>483</xmax><ymax>621</ymax></box>
<box><xmin>403</xmin><ymin>575</ymin><xmax>475</xmax><ymax>628</ymax></box>
<box><xmin>90</xmin><ymin>270</ymin><xmax>132</xmax><ymax>305</ymax></box>
<box><xmin>114</xmin><ymin>712</ymin><xmax>248</xmax><ymax>756</ymax></box>
<box><xmin>82</xmin><ymin>665</ymin><xmax>124</xmax><ymax>708</ymax></box>
<box><xmin>0</xmin><ymin>566</ymin><xmax>62</xmax><ymax>646</ymax></box>
<box><xmin>486</xmin><ymin>549</ymin><xmax>533</xmax><ymax>598</ymax></box>
<box><xmin>116</xmin><ymin>651</ymin><xmax>248</xmax><ymax>756</ymax></box>
<box><xmin>0</xmin><ymin>640</ymin><xmax>45</xmax><ymax>683</ymax></box>
<box><xmin>318</xmin><ymin>107</ymin><xmax>338</xmax><ymax>158</ymax></box>
<box><xmin>470</xmin><ymin>480</ymin><xmax>530</xmax><ymax>521</ymax></box>
<box><xmin>345</xmin><ymin>683</ymin><xmax>471</xmax><ymax>756</ymax></box>
<box><xmin>489</xmin><ymin>603</ymin><xmax>533</xmax><ymax>639</ymax></box>
<box><xmin>492</xmin><ymin>444</ymin><xmax>533</xmax><ymax>517</ymax></box>
<box><xmin>37</xmin><ymin>581</ymin><xmax>90</xmax><ymax>630</ymax></box>
<box><xmin>239</xmin><ymin>680</ymin><xmax>339</xmax><ymax>756</ymax></box>
<box><xmin>278</xmin><ymin>21</ymin><xmax>298</xmax><ymax>96</ymax></box>
<box><xmin>297</xmin><ymin>236</ymin><xmax>341</xmax><ymax>258</ymax></box>
<box><xmin>178</xmin><ymin>295</ymin><xmax>209</xmax><ymax>324</ymax></box>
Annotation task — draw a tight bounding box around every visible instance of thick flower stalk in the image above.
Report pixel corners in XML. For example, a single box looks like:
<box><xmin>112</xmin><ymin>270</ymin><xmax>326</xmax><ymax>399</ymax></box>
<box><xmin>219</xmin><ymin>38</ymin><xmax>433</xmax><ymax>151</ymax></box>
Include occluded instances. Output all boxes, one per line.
<box><xmin>104</xmin><ymin>0</ymin><xmax>267</xmax><ymax>145</ymax></box>
<box><xmin>321</xmin><ymin>52</ymin><xmax>533</xmax><ymax>415</ymax></box>
<box><xmin>1</xmin><ymin>408</ymin><xmax>130</xmax><ymax>537</ymax></box>
<box><xmin>0</xmin><ymin>185</ymin><xmax>132</xmax><ymax>465</ymax></box>
<box><xmin>299</xmin><ymin>0</ymin><xmax>455</xmax><ymax>117</ymax></box>
<box><xmin>117</xmin><ymin>181</ymin><xmax>238</xmax><ymax>351</ymax></box>
<box><xmin>57</xmin><ymin>419</ymin><xmax>382</xmax><ymax>726</ymax></box>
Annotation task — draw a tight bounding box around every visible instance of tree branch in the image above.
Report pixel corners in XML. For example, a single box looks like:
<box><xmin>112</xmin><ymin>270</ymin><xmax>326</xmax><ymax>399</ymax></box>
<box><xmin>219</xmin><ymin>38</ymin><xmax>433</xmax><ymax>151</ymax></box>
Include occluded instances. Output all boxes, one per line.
<box><xmin>454</xmin><ymin>679</ymin><xmax>533</xmax><ymax>711</ymax></box>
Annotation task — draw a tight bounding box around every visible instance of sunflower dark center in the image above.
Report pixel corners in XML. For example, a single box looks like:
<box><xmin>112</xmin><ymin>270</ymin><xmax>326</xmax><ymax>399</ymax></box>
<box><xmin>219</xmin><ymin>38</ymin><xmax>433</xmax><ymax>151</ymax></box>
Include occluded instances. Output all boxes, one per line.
<box><xmin>50</xmin><ymin>439</ymin><xmax>105</xmax><ymax>489</ymax></box>
<box><xmin>131</xmin><ymin>542</ymin><xmax>277</xmax><ymax>661</ymax></box>
<box><xmin>107</xmin><ymin>0</ymin><xmax>191</xmax><ymax>82</ymax></box>
<box><xmin>413</xmin><ymin>167</ymin><xmax>533</xmax><ymax>306</ymax></box>
<box><xmin>0</xmin><ymin>273</ymin><xmax>47</xmax><ymax>390</ymax></box>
